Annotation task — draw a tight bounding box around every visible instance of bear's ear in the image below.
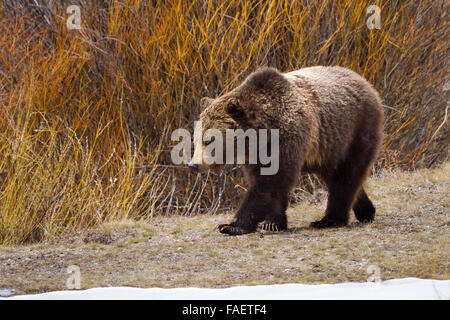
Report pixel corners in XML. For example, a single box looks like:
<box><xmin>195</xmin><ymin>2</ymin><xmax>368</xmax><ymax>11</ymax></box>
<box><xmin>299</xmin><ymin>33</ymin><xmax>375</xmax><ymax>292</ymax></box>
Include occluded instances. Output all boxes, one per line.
<box><xmin>200</xmin><ymin>97</ymin><xmax>213</xmax><ymax>112</ymax></box>
<box><xmin>226</xmin><ymin>101</ymin><xmax>246</xmax><ymax>122</ymax></box>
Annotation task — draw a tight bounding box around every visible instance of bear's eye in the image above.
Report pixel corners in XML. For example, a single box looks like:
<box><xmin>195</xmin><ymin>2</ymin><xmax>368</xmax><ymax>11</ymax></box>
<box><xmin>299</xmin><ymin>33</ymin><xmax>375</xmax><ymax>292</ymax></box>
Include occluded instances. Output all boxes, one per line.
<box><xmin>226</xmin><ymin>102</ymin><xmax>245</xmax><ymax>121</ymax></box>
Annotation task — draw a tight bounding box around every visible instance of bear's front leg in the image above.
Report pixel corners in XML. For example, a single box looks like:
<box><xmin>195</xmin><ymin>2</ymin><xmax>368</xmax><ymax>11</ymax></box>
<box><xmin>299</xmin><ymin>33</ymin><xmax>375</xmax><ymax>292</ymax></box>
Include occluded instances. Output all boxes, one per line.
<box><xmin>218</xmin><ymin>187</ymin><xmax>276</xmax><ymax>235</ymax></box>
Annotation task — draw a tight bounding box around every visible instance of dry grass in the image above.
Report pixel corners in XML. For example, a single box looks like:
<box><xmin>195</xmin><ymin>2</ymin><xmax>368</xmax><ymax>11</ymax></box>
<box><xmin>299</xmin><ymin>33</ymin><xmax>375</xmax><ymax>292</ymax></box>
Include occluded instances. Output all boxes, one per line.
<box><xmin>0</xmin><ymin>0</ymin><xmax>449</xmax><ymax>244</ymax></box>
<box><xmin>0</xmin><ymin>163</ymin><xmax>448</xmax><ymax>295</ymax></box>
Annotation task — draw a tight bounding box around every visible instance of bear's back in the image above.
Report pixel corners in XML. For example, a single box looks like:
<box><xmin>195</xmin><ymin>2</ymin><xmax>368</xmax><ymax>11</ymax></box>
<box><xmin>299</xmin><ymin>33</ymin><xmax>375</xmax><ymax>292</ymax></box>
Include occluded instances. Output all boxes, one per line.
<box><xmin>284</xmin><ymin>66</ymin><xmax>383</xmax><ymax>169</ymax></box>
<box><xmin>284</xmin><ymin>66</ymin><xmax>381</xmax><ymax>113</ymax></box>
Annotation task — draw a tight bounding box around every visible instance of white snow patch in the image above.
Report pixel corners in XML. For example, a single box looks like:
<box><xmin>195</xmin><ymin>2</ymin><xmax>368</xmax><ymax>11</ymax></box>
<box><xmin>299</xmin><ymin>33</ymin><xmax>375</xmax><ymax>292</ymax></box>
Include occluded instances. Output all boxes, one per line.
<box><xmin>2</xmin><ymin>278</ymin><xmax>449</xmax><ymax>300</ymax></box>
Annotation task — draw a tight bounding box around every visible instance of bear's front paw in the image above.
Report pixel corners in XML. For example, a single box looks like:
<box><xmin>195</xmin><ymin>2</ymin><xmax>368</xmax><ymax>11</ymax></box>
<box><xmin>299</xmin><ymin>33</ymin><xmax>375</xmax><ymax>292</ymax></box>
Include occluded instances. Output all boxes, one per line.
<box><xmin>310</xmin><ymin>217</ymin><xmax>347</xmax><ymax>229</ymax></box>
<box><xmin>217</xmin><ymin>224</ymin><xmax>251</xmax><ymax>235</ymax></box>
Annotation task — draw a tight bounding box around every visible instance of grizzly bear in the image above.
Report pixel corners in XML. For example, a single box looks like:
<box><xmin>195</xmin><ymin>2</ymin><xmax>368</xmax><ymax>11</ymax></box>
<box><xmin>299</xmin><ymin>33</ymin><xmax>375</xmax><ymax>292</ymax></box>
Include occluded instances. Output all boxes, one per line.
<box><xmin>189</xmin><ymin>66</ymin><xmax>384</xmax><ymax>235</ymax></box>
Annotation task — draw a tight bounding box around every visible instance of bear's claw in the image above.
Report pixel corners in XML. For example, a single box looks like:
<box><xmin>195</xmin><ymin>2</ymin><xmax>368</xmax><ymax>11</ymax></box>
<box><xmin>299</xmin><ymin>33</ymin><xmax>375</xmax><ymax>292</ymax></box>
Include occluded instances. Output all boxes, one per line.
<box><xmin>217</xmin><ymin>224</ymin><xmax>248</xmax><ymax>235</ymax></box>
<box><xmin>260</xmin><ymin>223</ymin><xmax>280</xmax><ymax>232</ymax></box>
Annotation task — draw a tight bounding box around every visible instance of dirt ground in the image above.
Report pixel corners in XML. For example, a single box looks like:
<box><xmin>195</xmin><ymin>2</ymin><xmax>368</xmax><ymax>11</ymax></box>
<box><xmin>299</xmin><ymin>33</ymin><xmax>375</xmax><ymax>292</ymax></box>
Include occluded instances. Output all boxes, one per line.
<box><xmin>0</xmin><ymin>163</ymin><xmax>448</xmax><ymax>296</ymax></box>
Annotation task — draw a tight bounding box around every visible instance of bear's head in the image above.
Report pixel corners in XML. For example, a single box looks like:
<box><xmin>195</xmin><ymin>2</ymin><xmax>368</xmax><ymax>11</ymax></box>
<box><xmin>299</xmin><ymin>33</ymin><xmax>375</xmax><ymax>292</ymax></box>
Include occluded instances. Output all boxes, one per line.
<box><xmin>189</xmin><ymin>95</ymin><xmax>251</xmax><ymax>172</ymax></box>
<box><xmin>189</xmin><ymin>67</ymin><xmax>287</xmax><ymax>173</ymax></box>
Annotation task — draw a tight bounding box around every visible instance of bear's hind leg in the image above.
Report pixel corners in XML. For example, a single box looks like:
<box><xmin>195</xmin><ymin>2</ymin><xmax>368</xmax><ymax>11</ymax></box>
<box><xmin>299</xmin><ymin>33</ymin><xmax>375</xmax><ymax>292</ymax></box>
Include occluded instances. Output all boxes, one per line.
<box><xmin>311</xmin><ymin>141</ymin><xmax>375</xmax><ymax>229</ymax></box>
<box><xmin>353</xmin><ymin>187</ymin><xmax>375</xmax><ymax>223</ymax></box>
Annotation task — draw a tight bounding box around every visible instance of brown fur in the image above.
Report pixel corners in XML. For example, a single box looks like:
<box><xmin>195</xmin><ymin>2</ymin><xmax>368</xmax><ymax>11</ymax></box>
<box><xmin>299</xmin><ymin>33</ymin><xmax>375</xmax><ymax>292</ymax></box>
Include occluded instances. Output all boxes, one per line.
<box><xmin>193</xmin><ymin>66</ymin><xmax>384</xmax><ymax>235</ymax></box>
